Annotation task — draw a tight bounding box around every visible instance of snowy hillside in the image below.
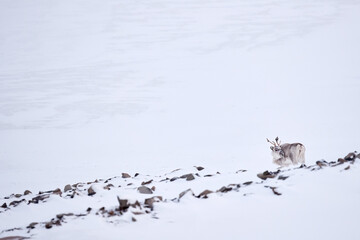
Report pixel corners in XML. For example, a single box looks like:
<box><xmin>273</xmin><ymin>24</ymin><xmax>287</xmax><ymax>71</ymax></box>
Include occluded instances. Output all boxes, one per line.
<box><xmin>0</xmin><ymin>0</ymin><xmax>360</xmax><ymax>239</ymax></box>
<box><xmin>1</xmin><ymin>152</ymin><xmax>359</xmax><ymax>240</ymax></box>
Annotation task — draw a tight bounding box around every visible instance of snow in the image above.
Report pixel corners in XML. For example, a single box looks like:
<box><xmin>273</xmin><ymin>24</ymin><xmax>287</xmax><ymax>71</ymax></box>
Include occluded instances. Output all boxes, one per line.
<box><xmin>0</xmin><ymin>0</ymin><xmax>360</xmax><ymax>239</ymax></box>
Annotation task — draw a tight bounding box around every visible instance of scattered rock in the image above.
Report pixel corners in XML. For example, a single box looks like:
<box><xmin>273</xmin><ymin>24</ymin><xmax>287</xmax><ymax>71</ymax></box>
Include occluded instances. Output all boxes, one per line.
<box><xmin>132</xmin><ymin>217</ymin><xmax>137</xmax><ymax>222</ymax></box>
<box><xmin>204</xmin><ymin>174</ymin><xmax>213</xmax><ymax>177</ymax></box>
<box><xmin>141</xmin><ymin>179</ymin><xmax>153</xmax><ymax>185</ymax></box>
<box><xmin>24</xmin><ymin>190</ymin><xmax>32</xmax><ymax>195</ymax></box>
<box><xmin>45</xmin><ymin>222</ymin><xmax>52</xmax><ymax>229</ymax></box>
<box><xmin>117</xmin><ymin>197</ymin><xmax>129</xmax><ymax>211</ymax></box>
<box><xmin>217</xmin><ymin>186</ymin><xmax>233</xmax><ymax>193</ymax></box>
<box><xmin>357</xmin><ymin>153</ymin><xmax>360</xmax><ymax>159</ymax></box>
<box><xmin>180</xmin><ymin>173</ymin><xmax>195</xmax><ymax>181</ymax></box>
<box><xmin>104</xmin><ymin>184</ymin><xmax>114</xmax><ymax>190</ymax></box>
<box><xmin>0</xmin><ymin>236</ymin><xmax>29</xmax><ymax>240</ymax></box>
<box><xmin>88</xmin><ymin>186</ymin><xmax>96</xmax><ymax>196</ymax></box>
<box><xmin>151</xmin><ymin>186</ymin><xmax>156</xmax><ymax>191</ymax></box>
<box><xmin>27</xmin><ymin>222</ymin><xmax>38</xmax><ymax>229</ymax></box>
<box><xmin>178</xmin><ymin>189</ymin><xmax>194</xmax><ymax>200</ymax></box>
<box><xmin>171</xmin><ymin>168</ymin><xmax>181</xmax><ymax>173</ymax></box>
<box><xmin>316</xmin><ymin>160</ymin><xmax>328</xmax><ymax>167</ymax></box>
<box><xmin>134</xmin><ymin>173</ymin><xmax>140</xmax><ymax>177</ymax></box>
<box><xmin>170</xmin><ymin>177</ymin><xmax>179</xmax><ymax>182</ymax></box>
<box><xmin>257</xmin><ymin>170</ymin><xmax>279</xmax><ymax>180</ymax></box>
<box><xmin>344</xmin><ymin>152</ymin><xmax>356</xmax><ymax>161</ymax></box>
<box><xmin>1</xmin><ymin>202</ymin><xmax>7</xmax><ymax>208</ymax></box>
<box><xmin>9</xmin><ymin>199</ymin><xmax>25</xmax><ymax>207</ymax></box>
<box><xmin>243</xmin><ymin>181</ymin><xmax>253</xmax><ymax>186</ymax></box>
<box><xmin>195</xmin><ymin>166</ymin><xmax>204</xmax><ymax>171</ymax></box>
<box><xmin>144</xmin><ymin>196</ymin><xmax>163</xmax><ymax>209</ymax></box>
<box><xmin>138</xmin><ymin>186</ymin><xmax>153</xmax><ymax>194</ymax></box>
<box><xmin>52</xmin><ymin>188</ymin><xmax>62</xmax><ymax>196</ymax></box>
<box><xmin>266</xmin><ymin>186</ymin><xmax>282</xmax><ymax>196</ymax></box>
<box><xmin>29</xmin><ymin>194</ymin><xmax>50</xmax><ymax>204</ymax></box>
<box><xmin>64</xmin><ymin>184</ymin><xmax>72</xmax><ymax>192</ymax></box>
<box><xmin>278</xmin><ymin>175</ymin><xmax>289</xmax><ymax>181</ymax></box>
<box><xmin>87</xmin><ymin>207</ymin><xmax>92</xmax><ymax>212</ymax></box>
<box><xmin>56</xmin><ymin>213</ymin><xmax>74</xmax><ymax>219</ymax></box>
<box><xmin>15</xmin><ymin>194</ymin><xmax>22</xmax><ymax>198</ymax></box>
<box><xmin>197</xmin><ymin>190</ymin><xmax>213</xmax><ymax>199</ymax></box>
<box><xmin>127</xmin><ymin>183</ymin><xmax>133</xmax><ymax>186</ymax></box>
<box><xmin>236</xmin><ymin>169</ymin><xmax>247</xmax><ymax>173</ymax></box>
<box><xmin>122</xmin><ymin>173</ymin><xmax>131</xmax><ymax>178</ymax></box>
<box><xmin>344</xmin><ymin>165</ymin><xmax>350</xmax><ymax>170</ymax></box>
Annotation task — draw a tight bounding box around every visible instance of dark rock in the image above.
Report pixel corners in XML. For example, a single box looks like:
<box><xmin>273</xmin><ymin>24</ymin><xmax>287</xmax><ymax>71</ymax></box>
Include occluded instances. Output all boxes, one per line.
<box><xmin>132</xmin><ymin>217</ymin><xmax>137</xmax><ymax>222</ymax></box>
<box><xmin>197</xmin><ymin>190</ymin><xmax>213</xmax><ymax>199</ymax></box>
<box><xmin>151</xmin><ymin>186</ymin><xmax>156</xmax><ymax>191</ymax></box>
<box><xmin>104</xmin><ymin>184</ymin><xmax>114</xmax><ymax>190</ymax></box>
<box><xmin>268</xmin><ymin>186</ymin><xmax>282</xmax><ymax>196</ymax></box>
<box><xmin>144</xmin><ymin>196</ymin><xmax>163</xmax><ymax>209</ymax></box>
<box><xmin>338</xmin><ymin>158</ymin><xmax>346</xmax><ymax>163</ymax></box>
<box><xmin>243</xmin><ymin>181</ymin><xmax>253</xmax><ymax>186</ymax></box>
<box><xmin>278</xmin><ymin>175</ymin><xmax>289</xmax><ymax>180</ymax></box>
<box><xmin>316</xmin><ymin>160</ymin><xmax>328</xmax><ymax>167</ymax></box>
<box><xmin>87</xmin><ymin>207</ymin><xmax>92</xmax><ymax>212</ymax></box>
<box><xmin>28</xmin><ymin>194</ymin><xmax>50</xmax><ymax>204</ymax></box>
<box><xmin>0</xmin><ymin>236</ymin><xmax>30</xmax><ymax>240</ymax></box>
<box><xmin>27</xmin><ymin>222</ymin><xmax>38</xmax><ymax>229</ymax></box>
<box><xmin>344</xmin><ymin>165</ymin><xmax>350</xmax><ymax>170</ymax></box>
<box><xmin>9</xmin><ymin>199</ymin><xmax>25</xmax><ymax>207</ymax></box>
<box><xmin>117</xmin><ymin>196</ymin><xmax>129</xmax><ymax>211</ymax></box>
<box><xmin>171</xmin><ymin>168</ymin><xmax>181</xmax><ymax>173</ymax></box>
<box><xmin>180</xmin><ymin>174</ymin><xmax>195</xmax><ymax>181</ymax></box>
<box><xmin>88</xmin><ymin>186</ymin><xmax>96</xmax><ymax>196</ymax></box>
<box><xmin>170</xmin><ymin>177</ymin><xmax>179</xmax><ymax>182</ymax></box>
<box><xmin>130</xmin><ymin>200</ymin><xmax>141</xmax><ymax>209</ymax></box>
<box><xmin>56</xmin><ymin>213</ymin><xmax>74</xmax><ymax>219</ymax></box>
<box><xmin>45</xmin><ymin>222</ymin><xmax>52</xmax><ymax>229</ymax></box>
<box><xmin>134</xmin><ymin>173</ymin><xmax>139</xmax><ymax>177</ymax></box>
<box><xmin>344</xmin><ymin>152</ymin><xmax>356</xmax><ymax>161</ymax></box>
<box><xmin>236</xmin><ymin>169</ymin><xmax>247</xmax><ymax>173</ymax></box>
<box><xmin>195</xmin><ymin>166</ymin><xmax>204</xmax><ymax>171</ymax></box>
<box><xmin>24</xmin><ymin>190</ymin><xmax>32</xmax><ymax>195</ymax></box>
<box><xmin>204</xmin><ymin>174</ymin><xmax>213</xmax><ymax>177</ymax></box>
<box><xmin>357</xmin><ymin>153</ymin><xmax>360</xmax><ymax>159</ymax></box>
<box><xmin>122</xmin><ymin>173</ymin><xmax>131</xmax><ymax>178</ymax></box>
<box><xmin>64</xmin><ymin>184</ymin><xmax>72</xmax><ymax>192</ymax></box>
<box><xmin>1</xmin><ymin>202</ymin><xmax>7</xmax><ymax>208</ymax></box>
<box><xmin>160</xmin><ymin>178</ymin><xmax>170</xmax><ymax>182</ymax></box>
<box><xmin>138</xmin><ymin>186</ymin><xmax>153</xmax><ymax>194</ymax></box>
<box><xmin>257</xmin><ymin>170</ymin><xmax>279</xmax><ymax>180</ymax></box>
<box><xmin>141</xmin><ymin>179</ymin><xmax>153</xmax><ymax>185</ymax></box>
<box><xmin>15</xmin><ymin>194</ymin><xmax>22</xmax><ymax>198</ymax></box>
<box><xmin>52</xmin><ymin>188</ymin><xmax>62</xmax><ymax>196</ymax></box>
<box><xmin>127</xmin><ymin>183</ymin><xmax>133</xmax><ymax>186</ymax></box>
<box><xmin>178</xmin><ymin>189</ymin><xmax>194</xmax><ymax>200</ymax></box>
<box><xmin>217</xmin><ymin>186</ymin><xmax>232</xmax><ymax>193</ymax></box>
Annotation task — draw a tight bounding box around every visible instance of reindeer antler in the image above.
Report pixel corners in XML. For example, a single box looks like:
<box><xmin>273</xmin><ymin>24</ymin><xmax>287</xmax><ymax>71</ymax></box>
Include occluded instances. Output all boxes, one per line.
<box><xmin>266</xmin><ymin>138</ymin><xmax>276</xmax><ymax>146</ymax></box>
<box><xmin>267</xmin><ymin>137</ymin><xmax>281</xmax><ymax>147</ymax></box>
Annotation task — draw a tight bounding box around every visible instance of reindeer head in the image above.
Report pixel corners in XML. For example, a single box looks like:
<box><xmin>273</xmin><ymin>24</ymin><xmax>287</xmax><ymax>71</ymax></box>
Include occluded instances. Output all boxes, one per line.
<box><xmin>267</xmin><ymin>137</ymin><xmax>285</xmax><ymax>157</ymax></box>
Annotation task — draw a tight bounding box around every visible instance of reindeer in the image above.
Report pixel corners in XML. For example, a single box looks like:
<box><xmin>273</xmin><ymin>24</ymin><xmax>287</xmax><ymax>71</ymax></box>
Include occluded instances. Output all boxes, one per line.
<box><xmin>267</xmin><ymin>137</ymin><xmax>306</xmax><ymax>167</ymax></box>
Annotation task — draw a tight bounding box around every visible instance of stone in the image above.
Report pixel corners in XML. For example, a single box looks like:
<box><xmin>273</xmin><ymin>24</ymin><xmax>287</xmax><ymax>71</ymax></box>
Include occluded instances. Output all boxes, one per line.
<box><xmin>195</xmin><ymin>166</ymin><xmax>204</xmax><ymax>171</ymax></box>
<box><xmin>1</xmin><ymin>202</ymin><xmax>7</xmax><ymax>208</ymax></box>
<box><xmin>56</xmin><ymin>213</ymin><xmax>74</xmax><ymax>219</ymax></box>
<box><xmin>64</xmin><ymin>184</ymin><xmax>72</xmax><ymax>192</ymax></box>
<box><xmin>338</xmin><ymin>158</ymin><xmax>346</xmax><ymax>163</ymax></box>
<box><xmin>52</xmin><ymin>188</ymin><xmax>62</xmax><ymax>196</ymax></box>
<box><xmin>316</xmin><ymin>160</ymin><xmax>328</xmax><ymax>167</ymax></box>
<box><xmin>170</xmin><ymin>177</ymin><xmax>179</xmax><ymax>182</ymax></box>
<box><xmin>122</xmin><ymin>173</ymin><xmax>131</xmax><ymax>178</ymax></box>
<box><xmin>104</xmin><ymin>184</ymin><xmax>114</xmax><ymax>190</ymax></box>
<box><xmin>204</xmin><ymin>174</ymin><xmax>213</xmax><ymax>177</ymax></box>
<box><xmin>29</xmin><ymin>194</ymin><xmax>50</xmax><ymax>204</ymax></box>
<box><xmin>88</xmin><ymin>186</ymin><xmax>96</xmax><ymax>196</ymax></box>
<box><xmin>197</xmin><ymin>190</ymin><xmax>213</xmax><ymax>198</ymax></box>
<box><xmin>243</xmin><ymin>181</ymin><xmax>253</xmax><ymax>186</ymax></box>
<box><xmin>217</xmin><ymin>186</ymin><xmax>232</xmax><ymax>193</ymax></box>
<box><xmin>138</xmin><ymin>186</ymin><xmax>153</xmax><ymax>194</ymax></box>
<box><xmin>134</xmin><ymin>173</ymin><xmax>140</xmax><ymax>177</ymax></box>
<box><xmin>344</xmin><ymin>152</ymin><xmax>356</xmax><ymax>161</ymax></box>
<box><xmin>151</xmin><ymin>186</ymin><xmax>156</xmax><ymax>191</ymax></box>
<box><xmin>257</xmin><ymin>170</ymin><xmax>279</xmax><ymax>180</ymax></box>
<box><xmin>0</xmin><ymin>236</ymin><xmax>30</xmax><ymax>240</ymax></box>
<box><xmin>132</xmin><ymin>217</ymin><xmax>137</xmax><ymax>222</ymax></box>
<box><xmin>24</xmin><ymin>190</ymin><xmax>32</xmax><ymax>195</ymax></box>
<box><xmin>117</xmin><ymin>196</ymin><xmax>129</xmax><ymax>211</ymax></box>
<box><xmin>178</xmin><ymin>189</ymin><xmax>194</xmax><ymax>200</ymax></box>
<box><xmin>278</xmin><ymin>175</ymin><xmax>289</xmax><ymax>180</ymax></box>
<box><xmin>141</xmin><ymin>179</ymin><xmax>153</xmax><ymax>185</ymax></box>
<box><xmin>9</xmin><ymin>199</ymin><xmax>25</xmax><ymax>207</ymax></box>
<box><xmin>180</xmin><ymin>174</ymin><xmax>195</xmax><ymax>181</ymax></box>
<box><xmin>27</xmin><ymin>222</ymin><xmax>38</xmax><ymax>229</ymax></box>
<box><xmin>45</xmin><ymin>222</ymin><xmax>52</xmax><ymax>229</ymax></box>
<box><xmin>15</xmin><ymin>194</ymin><xmax>22</xmax><ymax>198</ymax></box>
<box><xmin>344</xmin><ymin>165</ymin><xmax>350</xmax><ymax>170</ymax></box>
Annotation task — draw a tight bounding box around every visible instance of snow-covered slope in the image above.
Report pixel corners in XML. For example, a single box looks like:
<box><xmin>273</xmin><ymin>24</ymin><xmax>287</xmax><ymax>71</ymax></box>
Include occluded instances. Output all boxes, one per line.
<box><xmin>0</xmin><ymin>0</ymin><xmax>360</xmax><ymax>239</ymax></box>
<box><xmin>1</xmin><ymin>153</ymin><xmax>359</xmax><ymax>240</ymax></box>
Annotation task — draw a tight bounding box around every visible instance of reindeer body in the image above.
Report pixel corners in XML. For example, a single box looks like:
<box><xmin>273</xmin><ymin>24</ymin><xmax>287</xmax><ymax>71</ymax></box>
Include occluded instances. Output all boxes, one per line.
<box><xmin>267</xmin><ymin>138</ymin><xmax>306</xmax><ymax>167</ymax></box>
